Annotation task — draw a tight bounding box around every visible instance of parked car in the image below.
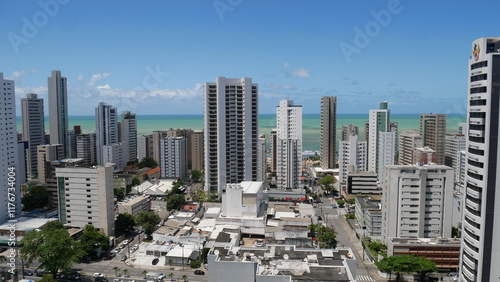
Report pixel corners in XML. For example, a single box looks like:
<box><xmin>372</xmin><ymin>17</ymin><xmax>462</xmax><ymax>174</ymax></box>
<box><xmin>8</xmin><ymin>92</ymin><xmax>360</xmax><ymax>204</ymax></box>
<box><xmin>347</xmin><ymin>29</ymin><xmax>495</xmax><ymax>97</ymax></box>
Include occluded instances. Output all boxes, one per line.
<box><xmin>152</xmin><ymin>258</ymin><xmax>159</xmax><ymax>265</ymax></box>
<box><xmin>158</xmin><ymin>274</ymin><xmax>166</xmax><ymax>280</ymax></box>
<box><xmin>35</xmin><ymin>270</ymin><xmax>45</xmax><ymax>277</ymax></box>
<box><xmin>121</xmin><ymin>255</ymin><xmax>127</xmax><ymax>261</ymax></box>
<box><xmin>93</xmin><ymin>273</ymin><xmax>104</xmax><ymax>278</ymax></box>
<box><xmin>194</xmin><ymin>270</ymin><xmax>205</xmax><ymax>275</ymax></box>
<box><xmin>24</xmin><ymin>270</ymin><xmax>34</xmax><ymax>276</ymax></box>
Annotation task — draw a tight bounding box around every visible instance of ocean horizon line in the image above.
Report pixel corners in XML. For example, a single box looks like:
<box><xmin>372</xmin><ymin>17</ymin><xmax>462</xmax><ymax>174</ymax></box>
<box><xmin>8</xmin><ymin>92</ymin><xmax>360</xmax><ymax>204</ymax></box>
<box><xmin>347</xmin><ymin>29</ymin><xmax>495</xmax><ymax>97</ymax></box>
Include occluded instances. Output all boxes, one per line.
<box><xmin>15</xmin><ymin>113</ymin><xmax>467</xmax><ymax>118</ymax></box>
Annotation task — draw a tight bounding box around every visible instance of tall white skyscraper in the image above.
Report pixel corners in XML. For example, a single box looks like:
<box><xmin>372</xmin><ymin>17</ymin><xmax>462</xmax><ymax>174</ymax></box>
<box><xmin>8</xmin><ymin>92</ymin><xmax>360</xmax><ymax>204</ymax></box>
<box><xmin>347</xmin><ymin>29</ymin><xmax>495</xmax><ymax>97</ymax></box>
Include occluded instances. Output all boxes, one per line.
<box><xmin>368</xmin><ymin>101</ymin><xmax>391</xmax><ymax>174</ymax></box>
<box><xmin>120</xmin><ymin>111</ymin><xmax>137</xmax><ymax>164</ymax></box>
<box><xmin>95</xmin><ymin>102</ymin><xmax>119</xmax><ymax>165</ymax></box>
<box><xmin>21</xmin><ymin>93</ymin><xmax>45</xmax><ymax>178</ymax></box>
<box><xmin>378</xmin><ymin>131</ymin><xmax>396</xmax><ymax>187</ymax></box>
<box><xmin>276</xmin><ymin>100</ymin><xmax>302</xmax><ymax>189</ymax></box>
<box><xmin>382</xmin><ymin>164</ymin><xmax>454</xmax><ymax>245</ymax></box>
<box><xmin>320</xmin><ymin>96</ymin><xmax>337</xmax><ymax>169</ymax></box>
<box><xmin>460</xmin><ymin>37</ymin><xmax>500</xmax><ymax>282</ymax></box>
<box><xmin>0</xmin><ymin>73</ymin><xmax>21</xmax><ymax>223</ymax></box>
<box><xmin>204</xmin><ymin>77</ymin><xmax>258</xmax><ymax>192</ymax></box>
<box><xmin>48</xmin><ymin>70</ymin><xmax>69</xmax><ymax>157</ymax></box>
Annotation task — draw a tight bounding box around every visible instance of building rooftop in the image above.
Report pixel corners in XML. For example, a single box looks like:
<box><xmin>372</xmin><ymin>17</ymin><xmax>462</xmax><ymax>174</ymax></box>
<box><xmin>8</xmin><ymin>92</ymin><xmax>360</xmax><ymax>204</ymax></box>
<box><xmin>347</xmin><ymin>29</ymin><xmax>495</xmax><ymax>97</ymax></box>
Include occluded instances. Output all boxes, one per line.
<box><xmin>240</xmin><ymin>181</ymin><xmax>264</xmax><ymax>194</ymax></box>
<box><xmin>389</xmin><ymin>237</ymin><xmax>461</xmax><ymax>246</ymax></box>
<box><xmin>356</xmin><ymin>196</ymin><xmax>380</xmax><ymax>209</ymax></box>
<box><xmin>0</xmin><ymin>217</ymin><xmax>57</xmax><ymax>232</ymax></box>
<box><xmin>117</xmin><ymin>195</ymin><xmax>150</xmax><ymax>206</ymax></box>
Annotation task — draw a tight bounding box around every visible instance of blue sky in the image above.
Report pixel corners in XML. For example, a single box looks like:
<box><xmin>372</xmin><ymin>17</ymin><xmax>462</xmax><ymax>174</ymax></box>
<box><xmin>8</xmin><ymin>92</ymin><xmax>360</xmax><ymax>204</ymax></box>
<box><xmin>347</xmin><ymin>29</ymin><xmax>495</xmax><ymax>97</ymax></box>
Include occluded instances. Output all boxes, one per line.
<box><xmin>2</xmin><ymin>0</ymin><xmax>499</xmax><ymax>115</ymax></box>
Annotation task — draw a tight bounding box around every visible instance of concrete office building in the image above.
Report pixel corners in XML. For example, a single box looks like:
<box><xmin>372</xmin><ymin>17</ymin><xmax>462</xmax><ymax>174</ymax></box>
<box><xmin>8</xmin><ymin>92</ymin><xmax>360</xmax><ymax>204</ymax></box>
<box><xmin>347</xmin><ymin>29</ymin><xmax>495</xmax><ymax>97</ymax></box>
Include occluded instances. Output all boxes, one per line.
<box><xmin>420</xmin><ymin>114</ymin><xmax>447</xmax><ymax>165</ymax></box>
<box><xmin>339</xmin><ymin>134</ymin><xmax>368</xmax><ymax>183</ymax></box>
<box><xmin>320</xmin><ymin>96</ymin><xmax>337</xmax><ymax>169</ymax></box>
<box><xmin>48</xmin><ymin>70</ymin><xmax>69</xmax><ymax>157</ymax></box>
<box><xmin>160</xmin><ymin>137</ymin><xmax>188</xmax><ymax>180</ymax></box>
<box><xmin>398</xmin><ymin>130</ymin><xmax>423</xmax><ymax>165</ymax></box>
<box><xmin>342</xmin><ymin>123</ymin><xmax>359</xmax><ymax>142</ymax></box>
<box><xmin>76</xmin><ymin>133</ymin><xmax>97</xmax><ymax>165</ymax></box>
<box><xmin>382</xmin><ymin>164</ymin><xmax>454</xmax><ymax>245</ymax></box>
<box><xmin>459</xmin><ymin>37</ymin><xmax>500</xmax><ymax>282</ymax></box>
<box><xmin>21</xmin><ymin>93</ymin><xmax>45</xmax><ymax>178</ymax></box>
<box><xmin>56</xmin><ymin>165</ymin><xmax>115</xmax><ymax>236</ymax></box>
<box><xmin>204</xmin><ymin>77</ymin><xmax>258</xmax><ymax>192</ymax></box>
<box><xmin>276</xmin><ymin>100</ymin><xmax>302</xmax><ymax>189</ymax></box>
<box><xmin>0</xmin><ymin>73</ymin><xmax>22</xmax><ymax>223</ymax></box>
<box><xmin>102</xmin><ymin>143</ymin><xmax>126</xmax><ymax>171</ymax></box>
<box><xmin>120</xmin><ymin>111</ymin><xmax>137</xmax><ymax>164</ymax></box>
<box><xmin>95</xmin><ymin>102</ymin><xmax>119</xmax><ymax>165</ymax></box>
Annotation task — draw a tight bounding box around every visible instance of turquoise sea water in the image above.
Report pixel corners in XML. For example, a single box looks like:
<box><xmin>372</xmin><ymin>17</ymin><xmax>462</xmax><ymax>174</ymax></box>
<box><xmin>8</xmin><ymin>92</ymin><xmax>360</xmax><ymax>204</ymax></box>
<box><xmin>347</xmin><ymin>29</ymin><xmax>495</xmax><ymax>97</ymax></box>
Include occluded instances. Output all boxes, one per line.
<box><xmin>17</xmin><ymin>114</ymin><xmax>466</xmax><ymax>152</ymax></box>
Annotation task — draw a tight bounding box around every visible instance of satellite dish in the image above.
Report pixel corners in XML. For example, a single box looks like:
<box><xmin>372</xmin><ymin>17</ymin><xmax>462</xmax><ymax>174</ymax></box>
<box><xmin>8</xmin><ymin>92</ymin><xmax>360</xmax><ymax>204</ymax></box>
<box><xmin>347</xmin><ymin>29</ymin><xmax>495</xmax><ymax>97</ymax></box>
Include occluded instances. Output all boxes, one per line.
<box><xmin>283</xmin><ymin>254</ymin><xmax>289</xmax><ymax>260</ymax></box>
<box><xmin>214</xmin><ymin>250</ymin><xmax>220</xmax><ymax>256</ymax></box>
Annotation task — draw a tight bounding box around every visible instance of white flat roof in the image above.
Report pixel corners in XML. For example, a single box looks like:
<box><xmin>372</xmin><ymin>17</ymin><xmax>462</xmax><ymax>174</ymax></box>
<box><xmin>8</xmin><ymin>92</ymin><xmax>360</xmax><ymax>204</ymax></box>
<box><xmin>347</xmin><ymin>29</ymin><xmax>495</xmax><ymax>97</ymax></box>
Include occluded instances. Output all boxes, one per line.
<box><xmin>240</xmin><ymin>181</ymin><xmax>264</xmax><ymax>194</ymax></box>
<box><xmin>0</xmin><ymin>217</ymin><xmax>57</xmax><ymax>231</ymax></box>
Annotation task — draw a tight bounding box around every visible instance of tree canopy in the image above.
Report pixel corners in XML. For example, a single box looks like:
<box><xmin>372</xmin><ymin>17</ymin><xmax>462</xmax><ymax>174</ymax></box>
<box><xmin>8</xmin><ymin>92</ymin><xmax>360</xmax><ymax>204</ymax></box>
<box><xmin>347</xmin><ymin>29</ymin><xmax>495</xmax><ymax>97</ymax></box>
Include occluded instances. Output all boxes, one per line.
<box><xmin>20</xmin><ymin>225</ymin><xmax>83</xmax><ymax>278</ymax></box>
<box><xmin>78</xmin><ymin>225</ymin><xmax>110</xmax><ymax>261</ymax></box>
<box><xmin>135</xmin><ymin>211</ymin><xmax>161</xmax><ymax>239</ymax></box>
<box><xmin>21</xmin><ymin>183</ymin><xmax>48</xmax><ymax>211</ymax></box>
<box><xmin>114</xmin><ymin>187</ymin><xmax>126</xmax><ymax>202</ymax></box>
<box><xmin>116</xmin><ymin>213</ymin><xmax>136</xmax><ymax>236</ymax></box>
<box><xmin>308</xmin><ymin>224</ymin><xmax>337</xmax><ymax>248</ymax></box>
<box><xmin>191</xmin><ymin>170</ymin><xmax>202</xmax><ymax>183</ymax></box>
<box><xmin>318</xmin><ymin>175</ymin><xmax>337</xmax><ymax>195</ymax></box>
<box><xmin>138</xmin><ymin>157</ymin><xmax>158</xmax><ymax>169</ymax></box>
<box><xmin>375</xmin><ymin>255</ymin><xmax>438</xmax><ymax>282</ymax></box>
<box><xmin>166</xmin><ymin>194</ymin><xmax>187</xmax><ymax>211</ymax></box>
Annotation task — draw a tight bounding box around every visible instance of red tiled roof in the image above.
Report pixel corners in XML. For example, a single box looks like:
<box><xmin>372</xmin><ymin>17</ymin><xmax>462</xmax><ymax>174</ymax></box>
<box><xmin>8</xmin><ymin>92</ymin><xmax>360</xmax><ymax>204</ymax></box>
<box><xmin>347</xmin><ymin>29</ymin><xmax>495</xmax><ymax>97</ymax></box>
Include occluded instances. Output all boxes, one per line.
<box><xmin>144</xmin><ymin>167</ymin><xmax>160</xmax><ymax>176</ymax></box>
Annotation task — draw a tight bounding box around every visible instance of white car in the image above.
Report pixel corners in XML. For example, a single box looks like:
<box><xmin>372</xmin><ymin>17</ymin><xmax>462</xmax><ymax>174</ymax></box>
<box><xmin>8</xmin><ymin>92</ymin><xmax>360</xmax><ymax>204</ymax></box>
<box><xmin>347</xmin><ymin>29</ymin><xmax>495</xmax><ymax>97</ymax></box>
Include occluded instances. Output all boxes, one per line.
<box><xmin>158</xmin><ymin>274</ymin><xmax>166</xmax><ymax>280</ymax></box>
<box><xmin>93</xmin><ymin>273</ymin><xmax>104</xmax><ymax>278</ymax></box>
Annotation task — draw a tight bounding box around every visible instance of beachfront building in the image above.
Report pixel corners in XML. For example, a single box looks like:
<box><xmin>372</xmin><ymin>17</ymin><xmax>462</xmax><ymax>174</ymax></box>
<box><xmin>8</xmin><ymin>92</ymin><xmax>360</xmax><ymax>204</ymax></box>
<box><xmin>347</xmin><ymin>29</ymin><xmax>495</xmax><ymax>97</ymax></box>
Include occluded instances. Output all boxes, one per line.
<box><xmin>338</xmin><ymin>134</ymin><xmax>368</xmax><ymax>183</ymax></box>
<box><xmin>56</xmin><ymin>165</ymin><xmax>115</xmax><ymax>236</ymax></box>
<box><xmin>459</xmin><ymin>37</ymin><xmax>500</xmax><ymax>282</ymax></box>
<box><xmin>382</xmin><ymin>164</ymin><xmax>454</xmax><ymax>245</ymax></box>
<box><xmin>204</xmin><ymin>77</ymin><xmax>258</xmax><ymax>192</ymax></box>
<box><xmin>276</xmin><ymin>100</ymin><xmax>302</xmax><ymax>189</ymax></box>
<box><xmin>21</xmin><ymin>93</ymin><xmax>45</xmax><ymax>178</ymax></box>
<box><xmin>342</xmin><ymin>123</ymin><xmax>359</xmax><ymax>142</ymax></box>
<box><xmin>48</xmin><ymin>70</ymin><xmax>69</xmax><ymax>158</ymax></box>
<box><xmin>320</xmin><ymin>96</ymin><xmax>337</xmax><ymax>169</ymax></box>
<box><xmin>420</xmin><ymin>114</ymin><xmax>447</xmax><ymax>165</ymax></box>
<box><xmin>368</xmin><ymin>101</ymin><xmax>393</xmax><ymax>175</ymax></box>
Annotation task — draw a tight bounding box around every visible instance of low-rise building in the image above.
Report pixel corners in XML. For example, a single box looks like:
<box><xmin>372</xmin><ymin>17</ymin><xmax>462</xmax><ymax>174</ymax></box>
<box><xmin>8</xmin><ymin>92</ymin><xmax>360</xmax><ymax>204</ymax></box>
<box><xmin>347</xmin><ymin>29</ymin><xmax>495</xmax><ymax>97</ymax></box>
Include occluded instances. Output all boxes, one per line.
<box><xmin>366</xmin><ymin>209</ymin><xmax>382</xmax><ymax>237</ymax></box>
<box><xmin>345</xmin><ymin>171</ymin><xmax>381</xmax><ymax>197</ymax></box>
<box><xmin>354</xmin><ymin>196</ymin><xmax>380</xmax><ymax>229</ymax></box>
<box><xmin>387</xmin><ymin>237</ymin><xmax>461</xmax><ymax>269</ymax></box>
<box><xmin>117</xmin><ymin>195</ymin><xmax>151</xmax><ymax>217</ymax></box>
<box><xmin>0</xmin><ymin>217</ymin><xmax>57</xmax><ymax>245</ymax></box>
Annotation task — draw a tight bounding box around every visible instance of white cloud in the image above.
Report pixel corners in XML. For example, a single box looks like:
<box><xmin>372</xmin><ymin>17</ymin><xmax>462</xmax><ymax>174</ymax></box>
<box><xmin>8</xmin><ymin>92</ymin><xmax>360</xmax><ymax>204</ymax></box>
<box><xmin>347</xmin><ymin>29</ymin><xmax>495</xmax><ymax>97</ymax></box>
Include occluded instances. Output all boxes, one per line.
<box><xmin>15</xmin><ymin>86</ymin><xmax>47</xmax><ymax>97</ymax></box>
<box><xmin>264</xmin><ymin>83</ymin><xmax>296</xmax><ymax>90</ymax></box>
<box><xmin>288</xmin><ymin>67</ymin><xmax>310</xmax><ymax>78</ymax></box>
<box><xmin>283</xmin><ymin>62</ymin><xmax>290</xmax><ymax>68</ymax></box>
<box><xmin>88</xmin><ymin>72</ymin><xmax>111</xmax><ymax>87</ymax></box>
<box><xmin>7</xmin><ymin>69</ymin><xmax>37</xmax><ymax>80</ymax></box>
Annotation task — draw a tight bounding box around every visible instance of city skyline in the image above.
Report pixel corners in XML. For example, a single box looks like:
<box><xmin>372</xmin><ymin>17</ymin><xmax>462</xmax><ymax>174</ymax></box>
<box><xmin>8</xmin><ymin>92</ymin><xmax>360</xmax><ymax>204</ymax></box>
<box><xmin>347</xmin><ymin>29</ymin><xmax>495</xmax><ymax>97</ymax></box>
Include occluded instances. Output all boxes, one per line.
<box><xmin>4</xmin><ymin>1</ymin><xmax>500</xmax><ymax>116</ymax></box>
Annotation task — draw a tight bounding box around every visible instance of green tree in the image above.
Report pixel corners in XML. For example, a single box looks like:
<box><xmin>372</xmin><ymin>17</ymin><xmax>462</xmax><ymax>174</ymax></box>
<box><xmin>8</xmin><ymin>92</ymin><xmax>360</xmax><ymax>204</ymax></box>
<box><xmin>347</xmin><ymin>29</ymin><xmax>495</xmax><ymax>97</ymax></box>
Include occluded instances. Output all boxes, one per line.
<box><xmin>116</xmin><ymin>213</ymin><xmax>136</xmax><ymax>236</ymax></box>
<box><xmin>122</xmin><ymin>269</ymin><xmax>129</xmax><ymax>277</ymax></box>
<box><xmin>131</xmin><ymin>177</ymin><xmax>141</xmax><ymax>187</ymax></box>
<box><xmin>168</xmin><ymin>258</ymin><xmax>173</xmax><ymax>269</ymax></box>
<box><xmin>318</xmin><ymin>175</ymin><xmax>337</xmax><ymax>195</ymax></box>
<box><xmin>182</xmin><ymin>274</ymin><xmax>188</xmax><ymax>282</ymax></box>
<box><xmin>308</xmin><ymin>224</ymin><xmax>337</xmax><ymax>248</ymax></box>
<box><xmin>78</xmin><ymin>225</ymin><xmax>110</xmax><ymax>261</ymax></box>
<box><xmin>114</xmin><ymin>187</ymin><xmax>126</xmax><ymax>202</ymax></box>
<box><xmin>141</xmin><ymin>270</ymin><xmax>148</xmax><ymax>278</ymax></box>
<box><xmin>135</xmin><ymin>211</ymin><xmax>161</xmax><ymax>239</ymax></box>
<box><xmin>348</xmin><ymin>198</ymin><xmax>356</xmax><ymax>205</ymax></box>
<box><xmin>40</xmin><ymin>274</ymin><xmax>57</xmax><ymax>282</ymax></box>
<box><xmin>189</xmin><ymin>260</ymin><xmax>201</xmax><ymax>268</ymax></box>
<box><xmin>138</xmin><ymin>157</ymin><xmax>158</xmax><ymax>169</ymax></box>
<box><xmin>113</xmin><ymin>266</ymin><xmax>120</xmax><ymax>276</ymax></box>
<box><xmin>168</xmin><ymin>273</ymin><xmax>174</xmax><ymax>281</ymax></box>
<box><xmin>42</xmin><ymin>220</ymin><xmax>65</xmax><ymax>231</ymax></box>
<box><xmin>192</xmin><ymin>189</ymin><xmax>206</xmax><ymax>202</ymax></box>
<box><xmin>336</xmin><ymin>200</ymin><xmax>345</xmax><ymax>208</ymax></box>
<box><xmin>375</xmin><ymin>255</ymin><xmax>437</xmax><ymax>282</ymax></box>
<box><xmin>21</xmin><ymin>183</ymin><xmax>48</xmax><ymax>211</ymax></box>
<box><xmin>20</xmin><ymin>227</ymin><xmax>83</xmax><ymax>279</ymax></box>
<box><xmin>166</xmin><ymin>194</ymin><xmax>187</xmax><ymax>211</ymax></box>
<box><xmin>368</xmin><ymin>241</ymin><xmax>387</xmax><ymax>254</ymax></box>
<box><xmin>190</xmin><ymin>170</ymin><xmax>202</xmax><ymax>183</ymax></box>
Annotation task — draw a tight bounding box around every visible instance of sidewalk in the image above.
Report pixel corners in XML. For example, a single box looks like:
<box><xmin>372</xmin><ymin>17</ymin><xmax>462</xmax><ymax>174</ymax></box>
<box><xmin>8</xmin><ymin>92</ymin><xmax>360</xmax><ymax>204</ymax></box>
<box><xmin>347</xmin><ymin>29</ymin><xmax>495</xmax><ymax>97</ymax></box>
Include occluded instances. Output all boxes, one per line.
<box><xmin>338</xmin><ymin>215</ymin><xmax>388</xmax><ymax>281</ymax></box>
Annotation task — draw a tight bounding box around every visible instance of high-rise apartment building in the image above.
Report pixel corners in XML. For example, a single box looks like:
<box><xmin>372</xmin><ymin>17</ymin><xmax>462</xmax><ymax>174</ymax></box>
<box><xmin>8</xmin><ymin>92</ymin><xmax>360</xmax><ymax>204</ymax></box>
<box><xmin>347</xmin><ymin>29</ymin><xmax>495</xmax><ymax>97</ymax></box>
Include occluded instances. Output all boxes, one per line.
<box><xmin>342</xmin><ymin>124</ymin><xmax>359</xmax><ymax>142</ymax></box>
<box><xmin>378</xmin><ymin>131</ymin><xmax>396</xmax><ymax>186</ymax></box>
<box><xmin>420</xmin><ymin>114</ymin><xmax>446</xmax><ymax>165</ymax></box>
<box><xmin>102</xmin><ymin>143</ymin><xmax>125</xmax><ymax>171</ymax></box>
<box><xmin>76</xmin><ymin>133</ymin><xmax>97</xmax><ymax>165</ymax></box>
<box><xmin>368</xmin><ymin>101</ymin><xmax>391</xmax><ymax>174</ymax></box>
<box><xmin>56</xmin><ymin>165</ymin><xmax>115</xmax><ymax>236</ymax></box>
<box><xmin>398</xmin><ymin>130</ymin><xmax>423</xmax><ymax>165</ymax></box>
<box><xmin>459</xmin><ymin>37</ymin><xmax>500</xmax><ymax>282</ymax></box>
<box><xmin>137</xmin><ymin>134</ymin><xmax>154</xmax><ymax>162</ymax></box>
<box><xmin>257</xmin><ymin>133</ymin><xmax>267</xmax><ymax>182</ymax></box>
<box><xmin>339</xmin><ymin>134</ymin><xmax>368</xmax><ymax>183</ymax></box>
<box><xmin>21</xmin><ymin>93</ymin><xmax>45</xmax><ymax>178</ymax></box>
<box><xmin>270</xmin><ymin>129</ymin><xmax>277</xmax><ymax>173</ymax></box>
<box><xmin>204</xmin><ymin>77</ymin><xmax>258</xmax><ymax>192</ymax></box>
<box><xmin>95</xmin><ymin>102</ymin><xmax>119</xmax><ymax>165</ymax></box>
<box><xmin>276</xmin><ymin>100</ymin><xmax>302</xmax><ymax>189</ymax></box>
<box><xmin>48</xmin><ymin>70</ymin><xmax>69</xmax><ymax>157</ymax></box>
<box><xmin>382</xmin><ymin>164</ymin><xmax>454</xmax><ymax>244</ymax></box>
<box><xmin>445</xmin><ymin>134</ymin><xmax>466</xmax><ymax>183</ymax></box>
<box><xmin>320</xmin><ymin>96</ymin><xmax>337</xmax><ymax>169</ymax></box>
<box><xmin>0</xmin><ymin>73</ymin><xmax>21</xmax><ymax>223</ymax></box>
<box><xmin>160</xmin><ymin>137</ymin><xmax>188</xmax><ymax>180</ymax></box>
<box><xmin>120</xmin><ymin>111</ymin><xmax>137</xmax><ymax>164</ymax></box>
<box><xmin>37</xmin><ymin>144</ymin><xmax>64</xmax><ymax>207</ymax></box>
<box><xmin>190</xmin><ymin>130</ymin><xmax>204</xmax><ymax>171</ymax></box>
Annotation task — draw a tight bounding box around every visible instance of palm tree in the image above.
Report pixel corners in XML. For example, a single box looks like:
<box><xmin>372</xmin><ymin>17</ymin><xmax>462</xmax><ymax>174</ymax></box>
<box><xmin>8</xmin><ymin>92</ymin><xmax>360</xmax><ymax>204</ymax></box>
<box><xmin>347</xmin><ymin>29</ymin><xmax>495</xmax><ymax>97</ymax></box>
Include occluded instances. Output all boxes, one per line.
<box><xmin>122</xmin><ymin>269</ymin><xmax>129</xmax><ymax>277</ymax></box>
<box><xmin>182</xmin><ymin>274</ymin><xmax>188</xmax><ymax>282</ymax></box>
<box><xmin>168</xmin><ymin>273</ymin><xmax>174</xmax><ymax>281</ymax></box>
<box><xmin>168</xmin><ymin>258</ymin><xmax>173</xmax><ymax>269</ymax></box>
<box><xmin>141</xmin><ymin>270</ymin><xmax>148</xmax><ymax>278</ymax></box>
<box><xmin>113</xmin><ymin>266</ymin><xmax>120</xmax><ymax>277</ymax></box>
